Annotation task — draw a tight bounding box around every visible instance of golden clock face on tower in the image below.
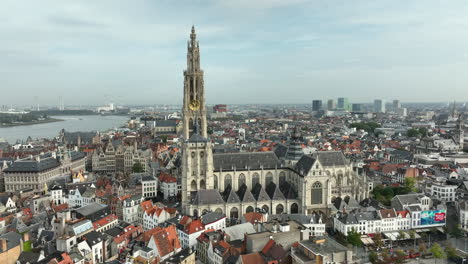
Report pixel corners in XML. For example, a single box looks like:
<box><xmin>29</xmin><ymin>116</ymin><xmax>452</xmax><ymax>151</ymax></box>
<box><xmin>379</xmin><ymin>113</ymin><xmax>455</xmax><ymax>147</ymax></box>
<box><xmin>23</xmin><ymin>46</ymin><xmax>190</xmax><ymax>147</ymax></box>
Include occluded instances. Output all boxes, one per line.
<box><xmin>189</xmin><ymin>99</ymin><xmax>200</xmax><ymax>110</ymax></box>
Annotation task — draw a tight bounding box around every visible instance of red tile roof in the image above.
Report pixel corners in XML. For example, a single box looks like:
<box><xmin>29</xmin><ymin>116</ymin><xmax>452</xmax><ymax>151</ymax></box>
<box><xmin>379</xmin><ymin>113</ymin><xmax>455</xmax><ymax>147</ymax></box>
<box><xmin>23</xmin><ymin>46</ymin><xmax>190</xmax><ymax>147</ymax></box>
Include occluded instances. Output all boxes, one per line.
<box><xmin>184</xmin><ymin>219</ymin><xmax>205</xmax><ymax>234</ymax></box>
<box><xmin>152</xmin><ymin>225</ymin><xmax>181</xmax><ymax>258</ymax></box>
<box><xmin>93</xmin><ymin>214</ymin><xmax>118</xmax><ymax>229</ymax></box>
<box><xmin>244</xmin><ymin>212</ymin><xmax>264</xmax><ymax>224</ymax></box>
<box><xmin>240</xmin><ymin>253</ymin><xmax>266</xmax><ymax>264</ymax></box>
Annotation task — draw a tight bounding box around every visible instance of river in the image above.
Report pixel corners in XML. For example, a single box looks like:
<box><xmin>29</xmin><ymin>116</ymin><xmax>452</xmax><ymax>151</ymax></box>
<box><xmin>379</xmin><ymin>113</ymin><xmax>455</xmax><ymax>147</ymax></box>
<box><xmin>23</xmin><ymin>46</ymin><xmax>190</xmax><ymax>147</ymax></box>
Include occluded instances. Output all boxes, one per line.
<box><xmin>0</xmin><ymin>115</ymin><xmax>129</xmax><ymax>144</ymax></box>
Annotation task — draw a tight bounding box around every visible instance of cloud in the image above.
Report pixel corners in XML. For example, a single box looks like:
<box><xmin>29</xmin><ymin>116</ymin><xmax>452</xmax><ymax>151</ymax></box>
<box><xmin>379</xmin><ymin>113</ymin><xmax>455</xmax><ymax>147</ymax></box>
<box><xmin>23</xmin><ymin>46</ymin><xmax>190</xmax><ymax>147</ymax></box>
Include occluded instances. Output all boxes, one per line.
<box><xmin>0</xmin><ymin>0</ymin><xmax>468</xmax><ymax>105</ymax></box>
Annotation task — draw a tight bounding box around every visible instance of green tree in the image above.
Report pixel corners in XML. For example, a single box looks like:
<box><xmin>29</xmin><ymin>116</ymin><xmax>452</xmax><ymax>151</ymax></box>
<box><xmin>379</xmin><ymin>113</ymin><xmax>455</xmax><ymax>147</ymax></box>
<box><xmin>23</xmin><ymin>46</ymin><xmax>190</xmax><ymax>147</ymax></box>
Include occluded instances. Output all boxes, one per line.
<box><xmin>404</xmin><ymin>177</ymin><xmax>417</xmax><ymax>193</ymax></box>
<box><xmin>346</xmin><ymin>228</ymin><xmax>362</xmax><ymax>247</ymax></box>
<box><xmin>407</xmin><ymin>128</ymin><xmax>421</xmax><ymax>137</ymax></box>
<box><xmin>418</xmin><ymin>127</ymin><xmax>428</xmax><ymax>137</ymax></box>
<box><xmin>450</xmin><ymin>224</ymin><xmax>464</xmax><ymax>238</ymax></box>
<box><xmin>369</xmin><ymin>251</ymin><xmax>379</xmax><ymax>264</ymax></box>
<box><xmin>430</xmin><ymin>243</ymin><xmax>446</xmax><ymax>264</ymax></box>
<box><xmin>132</xmin><ymin>162</ymin><xmax>144</xmax><ymax>173</ymax></box>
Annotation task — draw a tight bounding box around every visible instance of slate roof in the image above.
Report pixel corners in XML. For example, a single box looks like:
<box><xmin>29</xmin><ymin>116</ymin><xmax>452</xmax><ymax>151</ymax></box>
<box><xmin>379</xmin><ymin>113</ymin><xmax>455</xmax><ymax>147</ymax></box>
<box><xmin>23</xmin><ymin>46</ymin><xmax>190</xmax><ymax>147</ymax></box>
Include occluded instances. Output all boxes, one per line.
<box><xmin>70</xmin><ymin>151</ymin><xmax>86</xmax><ymax>161</ymax></box>
<box><xmin>295</xmin><ymin>151</ymin><xmax>349</xmax><ymax>175</ymax></box>
<box><xmin>153</xmin><ymin>120</ymin><xmax>178</xmax><ymax>127</ymax></box>
<box><xmin>63</xmin><ymin>131</ymin><xmax>97</xmax><ymax>145</ymax></box>
<box><xmin>225</xmin><ymin>188</ymin><xmax>241</xmax><ymax>204</ymax></box>
<box><xmin>18</xmin><ymin>252</ymin><xmax>41</xmax><ymax>264</ymax></box>
<box><xmin>237</xmin><ymin>185</ymin><xmax>256</xmax><ymax>203</ymax></box>
<box><xmin>75</xmin><ymin>203</ymin><xmax>107</xmax><ymax>216</ymax></box>
<box><xmin>4</xmin><ymin>156</ymin><xmax>60</xmax><ymax>173</ymax></box>
<box><xmin>201</xmin><ymin>211</ymin><xmax>225</xmax><ymax>224</ymax></box>
<box><xmin>193</xmin><ymin>189</ymin><xmax>224</xmax><ymax>205</ymax></box>
<box><xmin>266</xmin><ymin>183</ymin><xmax>286</xmax><ymax>201</ymax></box>
<box><xmin>0</xmin><ymin>232</ymin><xmax>21</xmax><ymax>253</ymax></box>
<box><xmin>83</xmin><ymin>231</ymin><xmax>106</xmax><ymax>246</ymax></box>
<box><xmin>270</xmin><ymin>213</ymin><xmax>323</xmax><ymax>225</ymax></box>
<box><xmin>213</xmin><ymin>152</ymin><xmax>281</xmax><ymax>171</ymax></box>
<box><xmin>188</xmin><ymin>132</ymin><xmax>208</xmax><ymax>143</ymax></box>
<box><xmin>274</xmin><ymin>144</ymin><xmax>288</xmax><ymax>159</ymax></box>
<box><xmin>251</xmin><ymin>184</ymin><xmax>271</xmax><ymax>202</ymax></box>
<box><xmin>294</xmin><ymin>155</ymin><xmax>316</xmax><ymax>176</ymax></box>
<box><xmin>280</xmin><ymin>182</ymin><xmax>298</xmax><ymax>200</ymax></box>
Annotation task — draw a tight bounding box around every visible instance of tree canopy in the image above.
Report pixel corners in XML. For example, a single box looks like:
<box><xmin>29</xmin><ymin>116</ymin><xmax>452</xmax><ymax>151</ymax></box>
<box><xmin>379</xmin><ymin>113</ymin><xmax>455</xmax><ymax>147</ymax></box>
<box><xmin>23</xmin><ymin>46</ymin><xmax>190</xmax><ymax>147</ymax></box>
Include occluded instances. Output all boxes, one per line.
<box><xmin>430</xmin><ymin>243</ymin><xmax>446</xmax><ymax>260</ymax></box>
<box><xmin>350</xmin><ymin>122</ymin><xmax>381</xmax><ymax>133</ymax></box>
<box><xmin>346</xmin><ymin>228</ymin><xmax>362</xmax><ymax>247</ymax></box>
<box><xmin>132</xmin><ymin>162</ymin><xmax>144</xmax><ymax>173</ymax></box>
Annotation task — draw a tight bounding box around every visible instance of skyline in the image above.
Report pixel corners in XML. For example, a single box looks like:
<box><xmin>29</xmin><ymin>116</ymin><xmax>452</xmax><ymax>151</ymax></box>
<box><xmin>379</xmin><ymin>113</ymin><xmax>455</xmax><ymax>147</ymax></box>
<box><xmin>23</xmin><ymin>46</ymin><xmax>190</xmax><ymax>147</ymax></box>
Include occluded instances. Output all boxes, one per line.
<box><xmin>1</xmin><ymin>1</ymin><xmax>468</xmax><ymax>105</ymax></box>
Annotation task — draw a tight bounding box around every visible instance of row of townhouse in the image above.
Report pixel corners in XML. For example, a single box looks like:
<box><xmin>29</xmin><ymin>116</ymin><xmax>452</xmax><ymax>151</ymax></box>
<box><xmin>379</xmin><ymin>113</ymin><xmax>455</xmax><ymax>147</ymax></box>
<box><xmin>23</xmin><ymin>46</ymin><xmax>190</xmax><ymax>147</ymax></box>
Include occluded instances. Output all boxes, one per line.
<box><xmin>335</xmin><ymin>193</ymin><xmax>446</xmax><ymax>235</ymax></box>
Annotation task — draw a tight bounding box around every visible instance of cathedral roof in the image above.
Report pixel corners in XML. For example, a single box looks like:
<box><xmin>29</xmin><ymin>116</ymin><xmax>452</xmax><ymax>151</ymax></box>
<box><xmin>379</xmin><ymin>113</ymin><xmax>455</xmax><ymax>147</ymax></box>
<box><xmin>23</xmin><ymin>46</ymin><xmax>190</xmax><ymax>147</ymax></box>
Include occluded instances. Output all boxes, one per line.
<box><xmin>237</xmin><ymin>185</ymin><xmax>256</xmax><ymax>203</ymax></box>
<box><xmin>251</xmin><ymin>184</ymin><xmax>271</xmax><ymax>202</ymax></box>
<box><xmin>193</xmin><ymin>190</ymin><xmax>224</xmax><ymax>205</ymax></box>
<box><xmin>188</xmin><ymin>133</ymin><xmax>208</xmax><ymax>143</ymax></box>
<box><xmin>213</xmin><ymin>152</ymin><xmax>281</xmax><ymax>171</ymax></box>
<box><xmin>274</xmin><ymin>144</ymin><xmax>288</xmax><ymax>159</ymax></box>
<box><xmin>265</xmin><ymin>183</ymin><xmax>286</xmax><ymax>201</ymax></box>
<box><xmin>279</xmin><ymin>182</ymin><xmax>297</xmax><ymax>200</ymax></box>
<box><xmin>225</xmin><ymin>188</ymin><xmax>241</xmax><ymax>204</ymax></box>
<box><xmin>294</xmin><ymin>151</ymin><xmax>349</xmax><ymax>175</ymax></box>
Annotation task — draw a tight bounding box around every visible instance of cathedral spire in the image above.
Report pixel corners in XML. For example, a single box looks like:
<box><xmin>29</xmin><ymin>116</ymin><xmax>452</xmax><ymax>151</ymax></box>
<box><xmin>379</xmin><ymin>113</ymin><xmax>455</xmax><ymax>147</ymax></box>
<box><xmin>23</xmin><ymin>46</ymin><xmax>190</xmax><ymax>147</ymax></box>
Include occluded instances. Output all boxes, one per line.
<box><xmin>183</xmin><ymin>26</ymin><xmax>207</xmax><ymax>139</ymax></box>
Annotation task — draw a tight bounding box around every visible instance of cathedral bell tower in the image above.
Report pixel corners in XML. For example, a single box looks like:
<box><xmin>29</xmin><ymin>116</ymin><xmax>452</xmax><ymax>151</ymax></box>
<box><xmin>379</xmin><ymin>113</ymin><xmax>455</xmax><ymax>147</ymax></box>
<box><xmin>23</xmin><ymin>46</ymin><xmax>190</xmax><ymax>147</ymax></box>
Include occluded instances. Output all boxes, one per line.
<box><xmin>183</xmin><ymin>26</ymin><xmax>207</xmax><ymax>139</ymax></box>
<box><xmin>181</xmin><ymin>27</ymin><xmax>214</xmax><ymax>214</ymax></box>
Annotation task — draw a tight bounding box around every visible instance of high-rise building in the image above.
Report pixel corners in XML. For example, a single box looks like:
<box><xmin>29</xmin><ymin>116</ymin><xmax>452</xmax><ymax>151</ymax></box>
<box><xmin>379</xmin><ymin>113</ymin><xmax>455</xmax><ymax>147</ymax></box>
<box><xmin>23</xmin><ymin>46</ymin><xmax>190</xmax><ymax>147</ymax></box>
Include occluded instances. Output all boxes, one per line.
<box><xmin>337</xmin><ymin>98</ymin><xmax>349</xmax><ymax>111</ymax></box>
<box><xmin>312</xmin><ymin>100</ymin><xmax>322</xmax><ymax>111</ymax></box>
<box><xmin>393</xmin><ymin>100</ymin><xmax>401</xmax><ymax>110</ymax></box>
<box><xmin>327</xmin><ymin>99</ymin><xmax>336</xmax><ymax>110</ymax></box>
<box><xmin>351</xmin><ymin>104</ymin><xmax>363</xmax><ymax>112</ymax></box>
<box><xmin>374</xmin><ymin>99</ymin><xmax>386</xmax><ymax>113</ymax></box>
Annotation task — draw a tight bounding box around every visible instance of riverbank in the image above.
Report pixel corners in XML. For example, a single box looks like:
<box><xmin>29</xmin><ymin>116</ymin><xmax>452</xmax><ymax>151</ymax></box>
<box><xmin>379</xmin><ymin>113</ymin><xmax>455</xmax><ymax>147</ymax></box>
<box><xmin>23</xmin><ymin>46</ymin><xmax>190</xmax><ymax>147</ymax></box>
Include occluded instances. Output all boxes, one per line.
<box><xmin>0</xmin><ymin>118</ymin><xmax>63</xmax><ymax>127</ymax></box>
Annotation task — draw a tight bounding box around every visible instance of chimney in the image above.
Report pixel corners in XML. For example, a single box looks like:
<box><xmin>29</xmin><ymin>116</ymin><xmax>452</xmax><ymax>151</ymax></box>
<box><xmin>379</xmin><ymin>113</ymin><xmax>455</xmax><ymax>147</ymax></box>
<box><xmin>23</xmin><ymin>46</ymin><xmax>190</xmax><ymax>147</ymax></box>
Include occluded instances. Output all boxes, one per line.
<box><xmin>0</xmin><ymin>239</ymin><xmax>7</xmax><ymax>251</ymax></box>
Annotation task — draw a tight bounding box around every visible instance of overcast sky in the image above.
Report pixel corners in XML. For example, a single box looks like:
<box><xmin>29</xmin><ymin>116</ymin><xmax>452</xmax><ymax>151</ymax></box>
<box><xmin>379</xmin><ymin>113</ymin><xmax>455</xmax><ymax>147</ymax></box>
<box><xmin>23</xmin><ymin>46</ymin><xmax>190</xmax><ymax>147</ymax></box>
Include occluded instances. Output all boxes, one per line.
<box><xmin>1</xmin><ymin>0</ymin><xmax>468</xmax><ymax>106</ymax></box>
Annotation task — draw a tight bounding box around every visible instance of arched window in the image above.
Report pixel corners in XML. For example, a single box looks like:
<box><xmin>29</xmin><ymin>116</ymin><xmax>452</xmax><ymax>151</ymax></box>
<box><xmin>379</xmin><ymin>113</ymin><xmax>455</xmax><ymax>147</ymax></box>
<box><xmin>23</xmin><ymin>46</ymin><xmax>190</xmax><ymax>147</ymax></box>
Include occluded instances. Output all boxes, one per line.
<box><xmin>279</xmin><ymin>171</ymin><xmax>286</xmax><ymax>185</ymax></box>
<box><xmin>215</xmin><ymin>208</ymin><xmax>223</xmax><ymax>214</ymax></box>
<box><xmin>290</xmin><ymin>203</ymin><xmax>299</xmax><ymax>214</ymax></box>
<box><xmin>276</xmin><ymin>204</ymin><xmax>284</xmax><ymax>214</ymax></box>
<box><xmin>200</xmin><ymin>180</ymin><xmax>206</xmax><ymax>189</ymax></box>
<box><xmin>262</xmin><ymin>205</ymin><xmax>269</xmax><ymax>213</ymax></box>
<box><xmin>311</xmin><ymin>181</ymin><xmax>323</xmax><ymax>204</ymax></box>
<box><xmin>224</xmin><ymin>174</ymin><xmax>232</xmax><ymax>189</ymax></box>
<box><xmin>252</xmin><ymin>173</ymin><xmax>260</xmax><ymax>187</ymax></box>
<box><xmin>213</xmin><ymin>175</ymin><xmax>218</xmax><ymax>189</ymax></box>
<box><xmin>191</xmin><ymin>180</ymin><xmax>197</xmax><ymax>191</ymax></box>
<box><xmin>193</xmin><ymin>209</ymin><xmax>198</xmax><ymax>217</ymax></box>
<box><xmin>265</xmin><ymin>172</ymin><xmax>273</xmax><ymax>186</ymax></box>
<box><xmin>246</xmin><ymin>206</ymin><xmax>254</xmax><ymax>213</ymax></box>
<box><xmin>238</xmin><ymin>173</ymin><xmax>246</xmax><ymax>188</ymax></box>
<box><xmin>230</xmin><ymin>207</ymin><xmax>239</xmax><ymax>219</ymax></box>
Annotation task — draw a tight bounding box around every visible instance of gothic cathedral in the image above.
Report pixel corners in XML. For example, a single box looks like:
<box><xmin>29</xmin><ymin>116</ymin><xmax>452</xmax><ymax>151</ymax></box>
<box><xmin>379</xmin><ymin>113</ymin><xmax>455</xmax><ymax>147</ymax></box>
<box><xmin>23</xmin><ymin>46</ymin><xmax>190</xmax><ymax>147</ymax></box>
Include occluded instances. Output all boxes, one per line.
<box><xmin>180</xmin><ymin>27</ymin><xmax>369</xmax><ymax>218</ymax></box>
